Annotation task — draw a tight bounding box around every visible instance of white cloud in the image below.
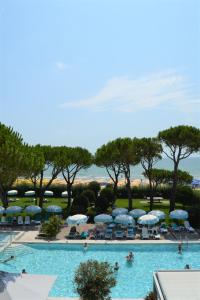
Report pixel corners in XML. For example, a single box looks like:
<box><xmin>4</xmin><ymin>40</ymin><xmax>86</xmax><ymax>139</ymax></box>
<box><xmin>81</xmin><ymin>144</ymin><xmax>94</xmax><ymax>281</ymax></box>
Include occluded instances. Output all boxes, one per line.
<box><xmin>60</xmin><ymin>70</ymin><xmax>200</xmax><ymax>112</ymax></box>
<box><xmin>55</xmin><ymin>61</ymin><xmax>69</xmax><ymax>71</ymax></box>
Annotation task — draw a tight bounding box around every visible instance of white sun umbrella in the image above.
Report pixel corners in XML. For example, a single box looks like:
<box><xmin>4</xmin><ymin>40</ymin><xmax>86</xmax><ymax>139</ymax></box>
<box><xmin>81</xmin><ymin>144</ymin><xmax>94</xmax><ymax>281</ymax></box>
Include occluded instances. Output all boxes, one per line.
<box><xmin>94</xmin><ymin>214</ymin><xmax>113</xmax><ymax>224</ymax></box>
<box><xmin>7</xmin><ymin>190</ymin><xmax>18</xmax><ymax>196</ymax></box>
<box><xmin>115</xmin><ymin>214</ymin><xmax>135</xmax><ymax>226</ymax></box>
<box><xmin>25</xmin><ymin>190</ymin><xmax>35</xmax><ymax>196</ymax></box>
<box><xmin>6</xmin><ymin>206</ymin><xmax>22</xmax><ymax>214</ymax></box>
<box><xmin>170</xmin><ymin>209</ymin><xmax>188</xmax><ymax>220</ymax></box>
<box><xmin>112</xmin><ymin>208</ymin><xmax>128</xmax><ymax>217</ymax></box>
<box><xmin>0</xmin><ymin>206</ymin><xmax>5</xmax><ymax>214</ymax></box>
<box><xmin>129</xmin><ymin>209</ymin><xmax>146</xmax><ymax>218</ymax></box>
<box><xmin>44</xmin><ymin>190</ymin><xmax>53</xmax><ymax>196</ymax></box>
<box><xmin>61</xmin><ymin>191</ymin><xmax>68</xmax><ymax>197</ymax></box>
<box><xmin>25</xmin><ymin>205</ymin><xmax>41</xmax><ymax>214</ymax></box>
<box><xmin>138</xmin><ymin>214</ymin><xmax>159</xmax><ymax>225</ymax></box>
<box><xmin>46</xmin><ymin>205</ymin><xmax>62</xmax><ymax>213</ymax></box>
<box><xmin>148</xmin><ymin>210</ymin><xmax>166</xmax><ymax>220</ymax></box>
<box><xmin>66</xmin><ymin>214</ymin><xmax>88</xmax><ymax>225</ymax></box>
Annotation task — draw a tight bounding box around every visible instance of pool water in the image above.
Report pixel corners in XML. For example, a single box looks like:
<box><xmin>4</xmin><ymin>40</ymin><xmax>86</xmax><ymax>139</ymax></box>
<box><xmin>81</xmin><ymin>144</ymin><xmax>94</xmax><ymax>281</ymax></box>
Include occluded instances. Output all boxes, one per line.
<box><xmin>1</xmin><ymin>243</ymin><xmax>200</xmax><ymax>298</ymax></box>
<box><xmin>0</xmin><ymin>232</ymin><xmax>16</xmax><ymax>248</ymax></box>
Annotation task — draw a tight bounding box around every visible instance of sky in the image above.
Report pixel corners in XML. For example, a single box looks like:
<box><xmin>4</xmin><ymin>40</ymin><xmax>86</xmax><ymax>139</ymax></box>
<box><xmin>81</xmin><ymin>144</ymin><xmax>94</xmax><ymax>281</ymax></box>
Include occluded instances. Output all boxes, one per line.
<box><xmin>0</xmin><ymin>0</ymin><xmax>200</xmax><ymax>153</ymax></box>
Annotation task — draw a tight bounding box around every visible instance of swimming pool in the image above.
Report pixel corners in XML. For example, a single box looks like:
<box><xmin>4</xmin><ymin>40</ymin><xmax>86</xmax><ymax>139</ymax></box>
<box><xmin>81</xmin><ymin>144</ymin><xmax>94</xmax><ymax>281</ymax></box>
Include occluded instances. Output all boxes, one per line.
<box><xmin>1</xmin><ymin>243</ymin><xmax>200</xmax><ymax>298</ymax></box>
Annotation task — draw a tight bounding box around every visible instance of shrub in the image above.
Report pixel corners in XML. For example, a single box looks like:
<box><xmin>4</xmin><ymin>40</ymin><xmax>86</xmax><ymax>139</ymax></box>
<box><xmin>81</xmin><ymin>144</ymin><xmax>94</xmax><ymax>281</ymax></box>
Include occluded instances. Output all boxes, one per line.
<box><xmin>71</xmin><ymin>194</ymin><xmax>89</xmax><ymax>214</ymax></box>
<box><xmin>40</xmin><ymin>215</ymin><xmax>62</xmax><ymax>238</ymax></box>
<box><xmin>81</xmin><ymin>189</ymin><xmax>96</xmax><ymax>206</ymax></box>
<box><xmin>95</xmin><ymin>188</ymin><xmax>115</xmax><ymax>212</ymax></box>
<box><xmin>175</xmin><ymin>186</ymin><xmax>197</xmax><ymax>206</ymax></box>
<box><xmin>72</xmin><ymin>184</ymin><xmax>86</xmax><ymax>198</ymax></box>
<box><xmin>74</xmin><ymin>259</ymin><xmax>116</xmax><ymax>300</ymax></box>
<box><xmin>87</xmin><ymin>181</ymin><xmax>101</xmax><ymax>198</ymax></box>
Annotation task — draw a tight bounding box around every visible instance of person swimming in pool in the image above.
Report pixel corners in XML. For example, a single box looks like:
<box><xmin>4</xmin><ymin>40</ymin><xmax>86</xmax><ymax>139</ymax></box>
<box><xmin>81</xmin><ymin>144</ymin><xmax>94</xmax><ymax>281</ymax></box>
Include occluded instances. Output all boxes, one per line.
<box><xmin>2</xmin><ymin>255</ymin><xmax>15</xmax><ymax>263</ymax></box>
<box><xmin>83</xmin><ymin>242</ymin><xmax>88</xmax><ymax>251</ymax></box>
<box><xmin>114</xmin><ymin>262</ymin><xmax>119</xmax><ymax>271</ymax></box>
<box><xmin>126</xmin><ymin>251</ymin><xmax>134</xmax><ymax>262</ymax></box>
<box><xmin>178</xmin><ymin>242</ymin><xmax>182</xmax><ymax>254</ymax></box>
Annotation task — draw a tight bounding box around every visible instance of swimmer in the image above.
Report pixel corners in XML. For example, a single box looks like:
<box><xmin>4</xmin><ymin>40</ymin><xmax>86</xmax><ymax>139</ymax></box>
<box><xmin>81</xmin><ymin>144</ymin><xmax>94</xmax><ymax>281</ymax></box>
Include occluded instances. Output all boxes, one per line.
<box><xmin>22</xmin><ymin>269</ymin><xmax>27</xmax><ymax>274</ymax></box>
<box><xmin>114</xmin><ymin>262</ymin><xmax>119</xmax><ymax>271</ymax></box>
<box><xmin>178</xmin><ymin>242</ymin><xmax>182</xmax><ymax>254</ymax></box>
<box><xmin>83</xmin><ymin>242</ymin><xmax>88</xmax><ymax>250</ymax></box>
<box><xmin>2</xmin><ymin>255</ymin><xmax>15</xmax><ymax>263</ymax></box>
<box><xmin>184</xmin><ymin>264</ymin><xmax>191</xmax><ymax>269</ymax></box>
<box><xmin>126</xmin><ymin>251</ymin><xmax>134</xmax><ymax>262</ymax></box>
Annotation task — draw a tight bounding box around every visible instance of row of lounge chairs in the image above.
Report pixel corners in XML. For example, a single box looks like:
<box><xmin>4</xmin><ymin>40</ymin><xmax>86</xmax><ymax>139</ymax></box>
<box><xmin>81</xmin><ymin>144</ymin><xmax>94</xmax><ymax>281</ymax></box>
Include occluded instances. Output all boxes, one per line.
<box><xmin>171</xmin><ymin>221</ymin><xmax>195</xmax><ymax>233</ymax></box>
<box><xmin>0</xmin><ymin>216</ymin><xmax>41</xmax><ymax>226</ymax></box>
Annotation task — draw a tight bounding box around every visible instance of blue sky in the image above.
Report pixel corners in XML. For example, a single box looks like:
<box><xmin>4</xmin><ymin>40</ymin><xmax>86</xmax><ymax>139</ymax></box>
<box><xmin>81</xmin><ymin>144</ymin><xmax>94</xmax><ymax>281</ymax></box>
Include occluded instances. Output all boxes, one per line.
<box><xmin>0</xmin><ymin>0</ymin><xmax>200</xmax><ymax>153</ymax></box>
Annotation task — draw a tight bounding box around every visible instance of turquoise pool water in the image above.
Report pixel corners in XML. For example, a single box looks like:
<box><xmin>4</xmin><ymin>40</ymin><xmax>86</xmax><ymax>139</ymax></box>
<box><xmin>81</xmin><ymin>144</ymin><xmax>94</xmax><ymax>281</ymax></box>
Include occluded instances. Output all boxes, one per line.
<box><xmin>1</xmin><ymin>243</ymin><xmax>200</xmax><ymax>298</ymax></box>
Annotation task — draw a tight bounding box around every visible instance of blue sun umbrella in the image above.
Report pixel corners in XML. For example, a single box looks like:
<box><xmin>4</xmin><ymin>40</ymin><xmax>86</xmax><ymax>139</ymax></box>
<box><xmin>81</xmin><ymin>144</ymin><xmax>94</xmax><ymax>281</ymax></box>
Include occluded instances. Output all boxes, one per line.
<box><xmin>6</xmin><ymin>206</ymin><xmax>22</xmax><ymax>214</ymax></box>
<box><xmin>46</xmin><ymin>205</ymin><xmax>62</xmax><ymax>213</ymax></box>
<box><xmin>115</xmin><ymin>214</ymin><xmax>135</xmax><ymax>226</ymax></box>
<box><xmin>0</xmin><ymin>206</ymin><xmax>5</xmax><ymax>214</ymax></box>
<box><xmin>129</xmin><ymin>209</ymin><xmax>146</xmax><ymax>218</ymax></box>
<box><xmin>170</xmin><ymin>209</ymin><xmax>188</xmax><ymax>220</ymax></box>
<box><xmin>112</xmin><ymin>208</ymin><xmax>128</xmax><ymax>217</ymax></box>
<box><xmin>25</xmin><ymin>205</ymin><xmax>41</xmax><ymax>214</ymax></box>
<box><xmin>94</xmin><ymin>214</ymin><xmax>113</xmax><ymax>223</ymax></box>
<box><xmin>148</xmin><ymin>210</ymin><xmax>166</xmax><ymax>220</ymax></box>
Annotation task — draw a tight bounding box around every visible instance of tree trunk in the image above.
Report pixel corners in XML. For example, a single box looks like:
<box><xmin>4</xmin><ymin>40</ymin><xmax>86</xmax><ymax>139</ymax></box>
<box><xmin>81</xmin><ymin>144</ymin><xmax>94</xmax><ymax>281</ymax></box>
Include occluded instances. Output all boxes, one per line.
<box><xmin>149</xmin><ymin>179</ymin><xmax>154</xmax><ymax>211</ymax></box>
<box><xmin>170</xmin><ymin>163</ymin><xmax>178</xmax><ymax>212</ymax></box>
<box><xmin>66</xmin><ymin>183</ymin><xmax>72</xmax><ymax>212</ymax></box>
<box><xmin>113</xmin><ymin>180</ymin><xmax>118</xmax><ymax>203</ymax></box>
<box><xmin>0</xmin><ymin>185</ymin><xmax>8</xmax><ymax>208</ymax></box>
<box><xmin>126</xmin><ymin>177</ymin><xmax>132</xmax><ymax>210</ymax></box>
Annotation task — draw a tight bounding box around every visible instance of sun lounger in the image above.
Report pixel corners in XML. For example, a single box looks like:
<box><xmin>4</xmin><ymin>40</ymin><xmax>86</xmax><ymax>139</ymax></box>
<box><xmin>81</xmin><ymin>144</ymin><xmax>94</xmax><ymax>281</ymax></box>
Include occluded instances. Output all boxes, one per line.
<box><xmin>154</xmin><ymin>234</ymin><xmax>161</xmax><ymax>240</ymax></box>
<box><xmin>184</xmin><ymin>221</ymin><xmax>195</xmax><ymax>232</ymax></box>
<box><xmin>141</xmin><ymin>227</ymin><xmax>149</xmax><ymax>239</ymax></box>
<box><xmin>160</xmin><ymin>223</ymin><xmax>168</xmax><ymax>233</ymax></box>
<box><xmin>25</xmin><ymin>216</ymin><xmax>31</xmax><ymax>225</ymax></box>
<box><xmin>126</xmin><ymin>229</ymin><xmax>135</xmax><ymax>239</ymax></box>
<box><xmin>17</xmin><ymin>216</ymin><xmax>23</xmax><ymax>225</ymax></box>
<box><xmin>115</xmin><ymin>230</ymin><xmax>124</xmax><ymax>239</ymax></box>
<box><xmin>35</xmin><ymin>232</ymin><xmax>48</xmax><ymax>239</ymax></box>
<box><xmin>105</xmin><ymin>229</ymin><xmax>112</xmax><ymax>240</ymax></box>
<box><xmin>80</xmin><ymin>231</ymin><xmax>89</xmax><ymax>239</ymax></box>
<box><xmin>0</xmin><ymin>216</ymin><xmax>8</xmax><ymax>225</ymax></box>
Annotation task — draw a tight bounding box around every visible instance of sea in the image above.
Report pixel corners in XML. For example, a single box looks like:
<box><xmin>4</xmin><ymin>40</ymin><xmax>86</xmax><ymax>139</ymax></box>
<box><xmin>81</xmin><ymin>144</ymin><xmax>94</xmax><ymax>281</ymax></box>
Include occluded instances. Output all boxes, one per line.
<box><xmin>45</xmin><ymin>157</ymin><xmax>200</xmax><ymax>181</ymax></box>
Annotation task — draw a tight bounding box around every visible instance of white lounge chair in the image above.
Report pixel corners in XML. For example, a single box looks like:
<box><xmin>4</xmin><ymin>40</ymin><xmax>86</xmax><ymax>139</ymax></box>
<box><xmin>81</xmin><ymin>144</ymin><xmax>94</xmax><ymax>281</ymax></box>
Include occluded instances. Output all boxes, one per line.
<box><xmin>184</xmin><ymin>221</ymin><xmax>195</xmax><ymax>232</ymax></box>
<box><xmin>17</xmin><ymin>216</ymin><xmax>23</xmax><ymax>225</ymax></box>
<box><xmin>126</xmin><ymin>229</ymin><xmax>135</xmax><ymax>239</ymax></box>
<box><xmin>141</xmin><ymin>227</ymin><xmax>149</xmax><ymax>239</ymax></box>
<box><xmin>105</xmin><ymin>229</ymin><xmax>112</xmax><ymax>240</ymax></box>
<box><xmin>25</xmin><ymin>216</ymin><xmax>31</xmax><ymax>225</ymax></box>
<box><xmin>115</xmin><ymin>230</ymin><xmax>124</xmax><ymax>239</ymax></box>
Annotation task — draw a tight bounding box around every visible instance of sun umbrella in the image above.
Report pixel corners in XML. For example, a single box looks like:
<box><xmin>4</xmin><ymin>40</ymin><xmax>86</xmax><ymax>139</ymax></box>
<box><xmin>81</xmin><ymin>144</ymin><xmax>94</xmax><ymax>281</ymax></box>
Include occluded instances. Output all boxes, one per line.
<box><xmin>24</xmin><ymin>205</ymin><xmax>41</xmax><ymax>214</ymax></box>
<box><xmin>0</xmin><ymin>206</ymin><xmax>5</xmax><ymax>214</ymax></box>
<box><xmin>138</xmin><ymin>214</ymin><xmax>159</xmax><ymax>225</ymax></box>
<box><xmin>61</xmin><ymin>191</ymin><xmax>68</xmax><ymax>197</ymax></box>
<box><xmin>115</xmin><ymin>214</ymin><xmax>135</xmax><ymax>226</ymax></box>
<box><xmin>94</xmin><ymin>214</ymin><xmax>113</xmax><ymax>223</ymax></box>
<box><xmin>170</xmin><ymin>209</ymin><xmax>188</xmax><ymax>220</ymax></box>
<box><xmin>148</xmin><ymin>210</ymin><xmax>166</xmax><ymax>220</ymax></box>
<box><xmin>66</xmin><ymin>214</ymin><xmax>88</xmax><ymax>225</ymax></box>
<box><xmin>46</xmin><ymin>205</ymin><xmax>62</xmax><ymax>213</ymax></box>
<box><xmin>25</xmin><ymin>191</ymin><xmax>35</xmax><ymax>196</ymax></box>
<box><xmin>7</xmin><ymin>190</ymin><xmax>18</xmax><ymax>196</ymax></box>
<box><xmin>129</xmin><ymin>209</ymin><xmax>146</xmax><ymax>218</ymax></box>
<box><xmin>6</xmin><ymin>206</ymin><xmax>22</xmax><ymax>214</ymax></box>
<box><xmin>44</xmin><ymin>190</ymin><xmax>53</xmax><ymax>196</ymax></box>
<box><xmin>112</xmin><ymin>208</ymin><xmax>128</xmax><ymax>217</ymax></box>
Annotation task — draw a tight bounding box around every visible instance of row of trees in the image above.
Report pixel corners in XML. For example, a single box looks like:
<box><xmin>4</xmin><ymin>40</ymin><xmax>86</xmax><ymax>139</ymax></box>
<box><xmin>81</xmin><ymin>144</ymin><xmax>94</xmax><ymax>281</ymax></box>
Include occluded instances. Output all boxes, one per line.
<box><xmin>0</xmin><ymin>122</ymin><xmax>200</xmax><ymax>211</ymax></box>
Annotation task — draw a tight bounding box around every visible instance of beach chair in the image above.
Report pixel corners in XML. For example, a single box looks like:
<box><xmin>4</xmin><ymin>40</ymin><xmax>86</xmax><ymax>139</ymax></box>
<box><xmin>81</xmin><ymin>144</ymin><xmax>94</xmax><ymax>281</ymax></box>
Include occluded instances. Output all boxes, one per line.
<box><xmin>126</xmin><ymin>229</ymin><xmax>135</xmax><ymax>239</ymax></box>
<box><xmin>160</xmin><ymin>223</ymin><xmax>168</xmax><ymax>233</ymax></box>
<box><xmin>184</xmin><ymin>221</ymin><xmax>195</xmax><ymax>232</ymax></box>
<box><xmin>25</xmin><ymin>216</ymin><xmax>31</xmax><ymax>225</ymax></box>
<box><xmin>115</xmin><ymin>230</ymin><xmax>124</xmax><ymax>239</ymax></box>
<box><xmin>141</xmin><ymin>227</ymin><xmax>149</xmax><ymax>239</ymax></box>
<box><xmin>0</xmin><ymin>216</ymin><xmax>7</xmax><ymax>225</ymax></box>
<box><xmin>17</xmin><ymin>216</ymin><xmax>23</xmax><ymax>225</ymax></box>
<box><xmin>105</xmin><ymin>229</ymin><xmax>112</xmax><ymax>240</ymax></box>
